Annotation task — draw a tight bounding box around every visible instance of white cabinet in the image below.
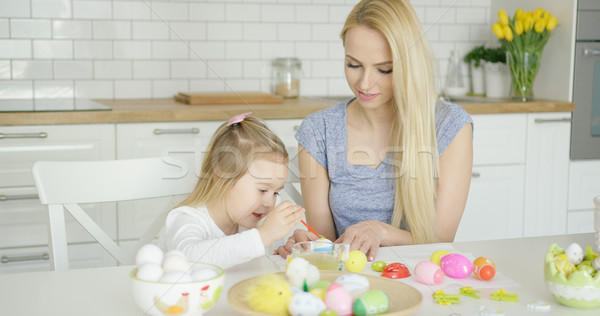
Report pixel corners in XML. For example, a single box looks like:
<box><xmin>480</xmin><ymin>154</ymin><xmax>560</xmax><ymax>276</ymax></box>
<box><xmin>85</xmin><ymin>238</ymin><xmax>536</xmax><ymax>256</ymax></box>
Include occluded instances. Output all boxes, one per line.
<box><xmin>0</xmin><ymin>124</ymin><xmax>116</xmax><ymax>273</ymax></box>
<box><xmin>567</xmin><ymin>160</ymin><xmax>600</xmax><ymax>233</ymax></box>
<box><xmin>264</xmin><ymin>119</ymin><xmax>303</xmax><ymax>204</ymax></box>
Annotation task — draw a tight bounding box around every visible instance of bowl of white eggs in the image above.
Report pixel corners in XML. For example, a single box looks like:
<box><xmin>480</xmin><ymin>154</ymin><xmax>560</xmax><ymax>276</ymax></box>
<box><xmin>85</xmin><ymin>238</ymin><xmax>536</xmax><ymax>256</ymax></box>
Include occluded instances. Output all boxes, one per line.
<box><xmin>130</xmin><ymin>244</ymin><xmax>225</xmax><ymax>316</ymax></box>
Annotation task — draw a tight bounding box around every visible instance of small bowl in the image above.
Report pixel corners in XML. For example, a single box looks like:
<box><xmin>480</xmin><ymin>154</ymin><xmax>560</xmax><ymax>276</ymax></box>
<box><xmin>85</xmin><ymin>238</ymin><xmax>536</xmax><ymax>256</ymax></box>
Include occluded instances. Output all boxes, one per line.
<box><xmin>291</xmin><ymin>241</ymin><xmax>350</xmax><ymax>271</ymax></box>
<box><xmin>130</xmin><ymin>262</ymin><xmax>225</xmax><ymax>316</ymax></box>
<box><xmin>544</xmin><ymin>243</ymin><xmax>600</xmax><ymax>308</ymax></box>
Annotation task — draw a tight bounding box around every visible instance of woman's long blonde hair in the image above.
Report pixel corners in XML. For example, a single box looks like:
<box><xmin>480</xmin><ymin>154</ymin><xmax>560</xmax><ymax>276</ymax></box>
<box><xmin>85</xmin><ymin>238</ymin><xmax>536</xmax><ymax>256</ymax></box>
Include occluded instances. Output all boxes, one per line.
<box><xmin>341</xmin><ymin>0</ymin><xmax>440</xmax><ymax>244</ymax></box>
<box><xmin>178</xmin><ymin>115</ymin><xmax>289</xmax><ymax>211</ymax></box>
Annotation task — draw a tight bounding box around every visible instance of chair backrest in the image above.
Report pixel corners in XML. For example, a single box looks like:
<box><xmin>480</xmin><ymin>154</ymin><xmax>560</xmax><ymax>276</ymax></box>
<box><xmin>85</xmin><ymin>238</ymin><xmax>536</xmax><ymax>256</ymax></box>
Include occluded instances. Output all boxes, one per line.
<box><xmin>32</xmin><ymin>157</ymin><xmax>197</xmax><ymax>270</ymax></box>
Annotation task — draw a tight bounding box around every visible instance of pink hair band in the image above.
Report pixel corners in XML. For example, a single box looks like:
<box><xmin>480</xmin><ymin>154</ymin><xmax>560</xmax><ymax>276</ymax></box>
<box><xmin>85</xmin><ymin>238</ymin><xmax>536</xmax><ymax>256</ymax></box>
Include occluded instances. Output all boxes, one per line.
<box><xmin>227</xmin><ymin>112</ymin><xmax>252</xmax><ymax>126</ymax></box>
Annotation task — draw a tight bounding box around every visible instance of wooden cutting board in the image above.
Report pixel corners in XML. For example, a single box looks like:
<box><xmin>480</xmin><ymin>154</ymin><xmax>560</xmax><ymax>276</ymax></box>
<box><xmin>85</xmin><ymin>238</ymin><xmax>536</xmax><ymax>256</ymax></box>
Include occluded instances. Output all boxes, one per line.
<box><xmin>175</xmin><ymin>92</ymin><xmax>284</xmax><ymax>105</ymax></box>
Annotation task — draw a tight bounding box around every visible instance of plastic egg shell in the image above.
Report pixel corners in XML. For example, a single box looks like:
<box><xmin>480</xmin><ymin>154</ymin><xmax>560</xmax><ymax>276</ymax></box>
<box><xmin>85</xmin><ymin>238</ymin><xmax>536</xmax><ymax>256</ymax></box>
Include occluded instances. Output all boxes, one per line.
<box><xmin>565</xmin><ymin>243</ymin><xmax>584</xmax><ymax>265</ymax></box>
<box><xmin>135</xmin><ymin>244</ymin><xmax>164</xmax><ymax>266</ymax></box>
<box><xmin>472</xmin><ymin>257</ymin><xmax>496</xmax><ymax>281</ymax></box>
<box><xmin>440</xmin><ymin>253</ymin><xmax>473</xmax><ymax>279</ymax></box>
<box><xmin>136</xmin><ymin>263</ymin><xmax>164</xmax><ymax>282</ymax></box>
<box><xmin>325</xmin><ymin>283</ymin><xmax>353</xmax><ymax>316</ymax></box>
<box><xmin>353</xmin><ymin>289</ymin><xmax>390</xmax><ymax>316</ymax></box>
<box><xmin>288</xmin><ymin>291</ymin><xmax>326</xmax><ymax>316</ymax></box>
<box><xmin>414</xmin><ymin>261</ymin><xmax>444</xmax><ymax>285</ymax></box>
<box><xmin>162</xmin><ymin>254</ymin><xmax>191</xmax><ymax>273</ymax></box>
<box><xmin>335</xmin><ymin>274</ymin><xmax>370</xmax><ymax>300</ymax></box>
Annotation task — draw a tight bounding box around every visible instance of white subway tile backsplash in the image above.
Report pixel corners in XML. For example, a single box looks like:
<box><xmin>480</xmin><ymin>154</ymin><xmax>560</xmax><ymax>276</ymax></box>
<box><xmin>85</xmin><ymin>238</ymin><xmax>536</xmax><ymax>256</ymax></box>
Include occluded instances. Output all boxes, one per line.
<box><xmin>328</xmin><ymin>42</ymin><xmax>344</xmax><ymax>59</ymax></box>
<box><xmin>113</xmin><ymin>1</ymin><xmax>151</xmax><ymax>20</ymax></box>
<box><xmin>12</xmin><ymin>60</ymin><xmax>52</xmax><ymax>79</ymax></box>
<box><xmin>0</xmin><ymin>0</ymin><xmax>30</xmax><ymax>18</ymax></box>
<box><xmin>149</xmin><ymin>2</ymin><xmax>189</xmax><ymax>21</ymax></box>
<box><xmin>73</xmin><ymin>1</ymin><xmax>111</xmax><ymax>20</ymax></box>
<box><xmin>94</xmin><ymin>60</ymin><xmax>131</xmax><ymax>79</ymax></box>
<box><xmin>311</xmin><ymin>60</ymin><xmax>343</xmax><ymax>78</ymax></box>
<box><xmin>243</xmin><ymin>23</ymin><xmax>276</xmax><ymax>41</ymax></box>
<box><xmin>33</xmin><ymin>40</ymin><xmax>72</xmax><ymax>59</ymax></box>
<box><xmin>0</xmin><ymin>40</ymin><xmax>32</xmax><ymax>59</ymax></box>
<box><xmin>93</xmin><ymin>21</ymin><xmax>131</xmax><ymax>40</ymax></box>
<box><xmin>301</xmin><ymin>78</ymin><xmax>329</xmax><ymax>96</ymax></box>
<box><xmin>171</xmin><ymin>61</ymin><xmax>206</xmax><ymax>79</ymax></box>
<box><xmin>470</xmin><ymin>24</ymin><xmax>489</xmax><ymax>42</ymax></box>
<box><xmin>260</xmin><ymin>42</ymin><xmax>294</xmax><ymax>60</ymax></box>
<box><xmin>53</xmin><ymin>20</ymin><xmax>92</xmax><ymax>39</ymax></box>
<box><xmin>32</xmin><ymin>0</ymin><xmax>71</xmax><ymax>18</ymax></box>
<box><xmin>440</xmin><ymin>25</ymin><xmax>470</xmax><ymax>42</ymax></box>
<box><xmin>277</xmin><ymin>24</ymin><xmax>311</xmax><ymax>41</ymax></box>
<box><xmin>296</xmin><ymin>5</ymin><xmax>329</xmax><ymax>23</ymax></box>
<box><xmin>223</xmin><ymin>79</ymin><xmax>260</xmax><ymax>92</ymax></box>
<box><xmin>189</xmin><ymin>42</ymin><xmax>225</xmax><ymax>60</ymax></box>
<box><xmin>0</xmin><ymin>80</ymin><xmax>33</xmax><ymax>99</ymax></box>
<box><xmin>34</xmin><ymin>80</ymin><xmax>73</xmax><ymax>99</ymax></box>
<box><xmin>189</xmin><ymin>79</ymin><xmax>225</xmax><ymax>92</ymax></box>
<box><xmin>312</xmin><ymin>24</ymin><xmax>343</xmax><ymax>41</ymax></box>
<box><xmin>189</xmin><ymin>3</ymin><xmax>225</xmax><ymax>22</ymax></box>
<box><xmin>225</xmin><ymin>4</ymin><xmax>260</xmax><ymax>22</ymax></box>
<box><xmin>206</xmin><ymin>60</ymin><xmax>243</xmax><ymax>79</ymax></box>
<box><xmin>425</xmin><ymin>7</ymin><xmax>456</xmax><ymax>24</ymax></box>
<box><xmin>75</xmin><ymin>80</ymin><xmax>113</xmax><ymax>99</ymax></box>
<box><xmin>132</xmin><ymin>21</ymin><xmax>169</xmax><ymax>40</ymax></box>
<box><xmin>261</xmin><ymin>4</ymin><xmax>294</xmax><ymax>22</ymax></box>
<box><xmin>114</xmin><ymin>80</ymin><xmax>151</xmax><ymax>99</ymax></box>
<box><xmin>225</xmin><ymin>42</ymin><xmax>259</xmax><ymax>59</ymax></box>
<box><xmin>457</xmin><ymin>7</ymin><xmax>487</xmax><ymax>24</ymax></box>
<box><xmin>328</xmin><ymin>77</ymin><xmax>352</xmax><ymax>95</ymax></box>
<box><xmin>0</xmin><ymin>19</ymin><xmax>8</xmax><ymax>38</ymax></box>
<box><xmin>329</xmin><ymin>5</ymin><xmax>353</xmax><ymax>23</ymax></box>
<box><xmin>152</xmin><ymin>79</ymin><xmax>187</xmax><ymax>98</ymax></box>
<box><xmin>296</xmin><ymin>42</ymin><xmax>329</xmax><ymax>59</ymax></box>
<box><xmin>152</xmin><ymin>41</ymin><xmax>189</xmax><ymax>59</ymax></box>
<box><xmin>54</xmin><ymin>60</ymin><xmax>93</xmax><ymax>79</ymax></box>
<box><xmin>170</xmin><ymin>22</ymin><xmax>206</xmax><ymax>41</ymax></box>
<box><xmin>411</xmin><ymin>0</ymin><xmax>441</xmax><ymax>6</ymax></box>
<box><xmin>207</xmin><ymin>22</ymin><xmax>242</xmax><ymax>41</ymax></box>
<box><xmin>423</xmin><ymin>24</ymin><xmax>440</xmax><ymax>42</ymax></box>
<box><xmin>243</xmin><ymin>60</ymin><xmax>270</xmax><ymax>79</ymax></box>
<box><xmin>0</xmin><ymin>60</ymin><xmax>10</xmax><ymax>79</ymax></box>
<box><xmin>74</xmin><ymin>40</ymin><xmax>112</xmax><ymax>59</ymax></box>
<box><xmin>114</xmin><ymin>41</ymin><xmax>151</xmax><ymax>59</ymax></box>
<box><xmin>133</xmin><ymin>61</ymin><xmax>169</xmax><ymax>79</ymax></box>
<box><xmin>11</xmin><ymin>19</ymin><xmax>51</xmax><ymax>39</ymax></box>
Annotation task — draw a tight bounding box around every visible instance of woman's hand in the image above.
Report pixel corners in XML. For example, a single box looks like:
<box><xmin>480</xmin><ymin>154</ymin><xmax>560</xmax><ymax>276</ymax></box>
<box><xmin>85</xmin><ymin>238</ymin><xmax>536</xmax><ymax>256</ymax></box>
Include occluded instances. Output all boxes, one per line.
<box><xmin>258</xmin><ymin>201</ymin><xmax>305</xmax><ymax>248</ymax></box>
<box><xmin>335</xmin><ymin>220</ymin><xmax>390</xmax><ymax>261</ymax></box>
<box><xmin>273</xmin><ymin>229</ymin><xmax>318</xmax><ymax>258</ymax></box>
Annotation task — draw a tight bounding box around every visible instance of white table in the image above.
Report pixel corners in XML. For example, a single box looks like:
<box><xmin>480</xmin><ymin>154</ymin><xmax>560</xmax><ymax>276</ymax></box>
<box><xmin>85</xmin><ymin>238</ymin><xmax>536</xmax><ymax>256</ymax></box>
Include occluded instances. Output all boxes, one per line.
<box><xmin>0</xmin><ymin>233</ymin><xmax>598</xmax><ymax>315</ymax></box>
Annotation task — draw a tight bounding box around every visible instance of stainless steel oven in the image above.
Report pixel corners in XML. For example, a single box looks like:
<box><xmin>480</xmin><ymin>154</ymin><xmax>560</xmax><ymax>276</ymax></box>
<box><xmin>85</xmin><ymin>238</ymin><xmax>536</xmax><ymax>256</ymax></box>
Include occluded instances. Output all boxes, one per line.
<box><xmin>571</xmin><ymin>0</ymin><xmax>600</xmax><ymax>159</ymax></box>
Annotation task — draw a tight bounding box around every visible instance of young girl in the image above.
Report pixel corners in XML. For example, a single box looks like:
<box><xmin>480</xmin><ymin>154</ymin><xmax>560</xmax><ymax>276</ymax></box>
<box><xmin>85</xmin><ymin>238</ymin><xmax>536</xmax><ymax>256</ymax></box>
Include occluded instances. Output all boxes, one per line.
<box><xmin>159</xmin><ymin>112</ymin><xmax>305</xmax><ymax>269</ymax></box>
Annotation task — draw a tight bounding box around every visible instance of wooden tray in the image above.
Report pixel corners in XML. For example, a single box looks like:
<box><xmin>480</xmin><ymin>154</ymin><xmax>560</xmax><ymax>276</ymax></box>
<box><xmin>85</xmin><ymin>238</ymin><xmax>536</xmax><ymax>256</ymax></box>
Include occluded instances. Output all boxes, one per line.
<box><xmin>227</xmin><ymin>271</ymin><xmax>423</xmax><ymax>316</ymax></box>
<box><xmin>175</xmin><ymin>92</ymin><xmax>284</xmax><ymax>105</ymax></box>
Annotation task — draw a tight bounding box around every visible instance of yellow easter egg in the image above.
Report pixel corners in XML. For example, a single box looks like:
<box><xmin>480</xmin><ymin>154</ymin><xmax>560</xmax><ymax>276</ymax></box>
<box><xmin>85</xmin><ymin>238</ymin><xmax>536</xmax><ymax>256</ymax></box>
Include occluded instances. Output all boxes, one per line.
<box><xmin>430</xmin><ymin>250</ymin><xmax>452</xmax><ymax>266</ymax></box>
<box><xmin>345</xmin><ymin>250</ymin><xmax>367</xmax><ymax>272</ymax></box>
<box><xmin>555</xmin><ymin>258</ymin><xmax>576</xmax><ymax>276</ymax></box>
<box><xmin>309</xmin><ymin>287</ymin><xmax>326</xmax><ymax>301</ymax></box>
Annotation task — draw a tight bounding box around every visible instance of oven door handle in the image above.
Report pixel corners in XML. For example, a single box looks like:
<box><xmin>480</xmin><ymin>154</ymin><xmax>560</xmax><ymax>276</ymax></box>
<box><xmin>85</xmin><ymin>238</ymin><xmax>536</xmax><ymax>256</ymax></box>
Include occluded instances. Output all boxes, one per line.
<box><xmin>584</xmin><ymin>48</ymin><xmax>600</xmax><ymax>57</ymax></box>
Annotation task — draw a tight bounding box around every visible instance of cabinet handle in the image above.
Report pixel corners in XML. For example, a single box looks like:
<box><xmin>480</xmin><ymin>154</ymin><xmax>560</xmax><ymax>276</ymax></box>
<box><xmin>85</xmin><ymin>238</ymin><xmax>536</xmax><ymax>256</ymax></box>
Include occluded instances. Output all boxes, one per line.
<box><xmin>0</xmin><ymin>194</ymin><xmax>39</xmax><ymax>202</ymax></box>
<box><xmin>153</xmin><ymin>128</ymin><xmax>199</xmax><ymax>135</ymax></box>
<box><xmin>584</xmin><ymin>48</ymin><xmax>600</xmax><ymax>57</ymax></box>
<box><xmin>1</xmin><ymin>253</ymin><xmax>49</xmax><ymax>264</ymax></box>
<box><xmin>534</xmin><ymin>117</ymin><xmax>571</xmax><ymax>124</ymax></box>
<box><xmin>471</xmin><ymin>172</ymin><xmax>481</xmax><ymax>178</ymax></box>
<box><xmin>0</xmin><ymin>132</ymin><xmax>48</xmax><ymax>139</ymax></box>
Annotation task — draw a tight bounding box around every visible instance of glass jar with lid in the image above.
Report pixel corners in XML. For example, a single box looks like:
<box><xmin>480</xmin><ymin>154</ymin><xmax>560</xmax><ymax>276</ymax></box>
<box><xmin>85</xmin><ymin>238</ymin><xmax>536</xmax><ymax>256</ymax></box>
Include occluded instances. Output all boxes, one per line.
<box><xmin>271</xmin><ymin>57</ymin><xmax>302</xmax><ymax>98</ymax></box>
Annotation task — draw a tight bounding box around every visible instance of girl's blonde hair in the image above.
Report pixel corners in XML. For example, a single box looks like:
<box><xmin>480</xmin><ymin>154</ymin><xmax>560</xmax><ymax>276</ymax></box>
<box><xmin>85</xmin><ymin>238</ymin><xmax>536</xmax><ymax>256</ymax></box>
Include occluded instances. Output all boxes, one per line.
<box><xmin>341</xmin><ymin>0</ymin><xmax>440</xmax><ymax>244</ymax></box>
<box><xmin>178</xmin><ymin>115</ymin><xmax>289</xmax><ymax>210</ymax></box>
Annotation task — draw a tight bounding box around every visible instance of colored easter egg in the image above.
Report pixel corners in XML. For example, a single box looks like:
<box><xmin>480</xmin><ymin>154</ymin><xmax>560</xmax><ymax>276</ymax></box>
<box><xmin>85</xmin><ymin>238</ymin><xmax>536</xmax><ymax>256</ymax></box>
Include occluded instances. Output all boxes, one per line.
<box><xmin>592</xmin><ymin>257</ymin><xmax>600</xmax><ymax>270</ymax></box>
<box><xmin>414</xmin><ymin>261</ymin><xmax>444</xmax><ymax>285</ymax></box>
<box><xmin>319</xmin><ymin>310</ymin><xmax>339</xmax><ymax>316</ymax></box>
<box><xmin>554</xmin><ymin>258</ymin><xmax>576</xmax><ymax>276</ymax></box>
<box><xmin>310</xmin><ymin>280</ymin><xmax>332</xmax><ymax>291</ymax></box>
<box><xmin>353</xmin><ymin>289</ymin><xmax>390</xmax><ymax>316</ymax></box>
<box><xmin>565</xmin><ymin>243</ymin><xmax>584</xmax><ymax>265</ymax></box>
<box><xmin>430</xmin><ymin>250</ymin><xmax>452</xmax><ymax>266</ymax></box>
<box><xmin>314</xmin><ymin>238</ymin><xmax>334</xmax><ymax>252</ymax></box>
<box><xmin>345</xmin><ymin>250</ymin><xmax>368</xmax><ymax>272</ymax></box>
<box><xmin>288</xmin><ymin>291</ymin><xmax>326</xmax><ymax>316</ymax></box>
<box><xmin>335</xmin><ymin>274</ymin><xmax>370</xmax><ymax>300</ymax></box>
<box><xmin>440</xmin><ymin>253</ymin><xmax>473</xmax><ymax>279</ymax></box>
<box><xmin>371</xmin><ymin>261</ymin><xmax>386</xmax><ymax>272</ymax></box>
<box><xmin>381</xmin><ymin>262</ymin><xmax>410</xmax><ymax>279</ymax></box>
<box><xmin>325</xmin><ymin>283</ymin><xmax>353</xmax><ymax>316</ymax></box>
<box><xmin>309</xmin><ymin>288</ymin><xmax>326</xmax><ymax>301</ymax></box>
<box><xmin>472</xmin><ymin>257</ymin><xmax>496</xmax><ymax>281</ymax></box>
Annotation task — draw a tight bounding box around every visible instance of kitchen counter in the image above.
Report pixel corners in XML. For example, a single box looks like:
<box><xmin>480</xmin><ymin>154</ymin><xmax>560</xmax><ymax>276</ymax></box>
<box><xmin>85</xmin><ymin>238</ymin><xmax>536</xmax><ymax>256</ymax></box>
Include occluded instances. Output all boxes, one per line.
<box><xmin>0</xmin><ymin>97</ymin><xmax>574</xmax><ymax>126</ymax></box>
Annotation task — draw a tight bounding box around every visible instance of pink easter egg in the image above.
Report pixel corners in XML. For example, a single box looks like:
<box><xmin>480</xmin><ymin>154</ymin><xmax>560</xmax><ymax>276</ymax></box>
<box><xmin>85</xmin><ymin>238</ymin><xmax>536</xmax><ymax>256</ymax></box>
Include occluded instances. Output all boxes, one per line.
<box><xmin>324</xmin><ymin>283</ymin><xmax>352</xmax><ymax>316</ymax></box>
<box><xmin>414</xmin><ymin>261</ymin><xmax>444</xmax><ymax>285</ymax></box>
<box><xmin>440</xmin><ymin>253</ymin><xmax>473</xmax><ymax>279</ymax></box>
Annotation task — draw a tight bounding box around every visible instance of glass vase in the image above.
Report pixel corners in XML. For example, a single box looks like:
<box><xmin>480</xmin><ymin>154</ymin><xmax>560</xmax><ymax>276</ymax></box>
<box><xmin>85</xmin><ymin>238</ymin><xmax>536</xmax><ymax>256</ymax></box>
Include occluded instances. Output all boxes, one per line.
<box><xmin>508</xmin><ymin>51</ymin><xmax>541</xmax><ymax>102</ymax></box>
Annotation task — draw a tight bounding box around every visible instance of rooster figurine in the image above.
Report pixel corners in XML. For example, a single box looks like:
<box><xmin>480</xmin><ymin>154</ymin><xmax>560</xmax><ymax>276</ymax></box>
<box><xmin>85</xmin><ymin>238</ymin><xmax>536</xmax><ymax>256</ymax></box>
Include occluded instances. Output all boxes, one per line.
<box><xmin>153</xmin><ymin>292</ymin><xmax>189</xmax><ymax>315</ymax></box>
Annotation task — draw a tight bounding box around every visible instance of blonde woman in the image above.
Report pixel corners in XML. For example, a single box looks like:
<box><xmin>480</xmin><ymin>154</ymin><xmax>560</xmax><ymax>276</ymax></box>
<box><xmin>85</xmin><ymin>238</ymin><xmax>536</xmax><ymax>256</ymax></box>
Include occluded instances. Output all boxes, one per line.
<box><xmin>159</xmin><ymin>113</ymin><xmax>304</xmax><ymax>269</ymax></box>
<box><xmin>276</xmin><ymin>0</ymin><xmax>473</xmax><ymax>261</ymax></box>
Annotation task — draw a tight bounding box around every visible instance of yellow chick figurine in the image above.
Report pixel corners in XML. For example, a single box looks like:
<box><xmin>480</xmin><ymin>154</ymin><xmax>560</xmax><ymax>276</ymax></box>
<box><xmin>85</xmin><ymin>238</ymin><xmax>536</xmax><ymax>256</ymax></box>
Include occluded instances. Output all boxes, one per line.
<box><xmin>244</xmin><ymin>273</ymin><xmax>292</xmax><ymax>316</ymax></box>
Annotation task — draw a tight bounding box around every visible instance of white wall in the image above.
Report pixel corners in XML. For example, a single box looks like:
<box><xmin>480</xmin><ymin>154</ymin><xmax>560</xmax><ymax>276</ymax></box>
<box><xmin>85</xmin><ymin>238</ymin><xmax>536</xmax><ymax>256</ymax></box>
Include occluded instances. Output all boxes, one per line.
<box><xmin>0</xmin><ymin>0</ymin><xmax>491</xmax><ymax>110</ymax></box>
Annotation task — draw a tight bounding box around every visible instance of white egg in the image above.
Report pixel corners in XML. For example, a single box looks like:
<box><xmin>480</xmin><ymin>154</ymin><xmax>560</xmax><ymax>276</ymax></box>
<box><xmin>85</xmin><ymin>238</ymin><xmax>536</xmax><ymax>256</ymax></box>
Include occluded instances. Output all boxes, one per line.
<box><xmin>565</xmin><ymin>243</ymin><xmax>584</xmax><ymax>265</ymax></box>
<box><xmin>191</xmin><ymin>268</ymin><xmax>219</xmax><ymax>281</ymax></box>
<box><xmin>159</xmin><ymin>272</ymin><xmax>193</xmax><ymax>284</ymax></box>
<box><xmin>335</xmin><ymin>273</ymin><xmax>370</xmax><ymax>300</ymax></box>
<box><xmin>165</xmin><ymin>249</ymin><xmax>187</xmax><ymax>260</ymax></box>
<box><xmin>135</xmin><ymin>244</ymin><xmax>164</xmax><ymax>267</ymax></box>
<box><xmin>136</xmin><ymin>263</ymin><xmax>164</xmax><ymax>282</ymax></box>
<box><xmin>162</xmin><ymin>254</ymin><xmax>191</xmax><ymax>273</ymax></box>
<box><xmin>288</xmin><ymin>291</ymin><xmax>326</xmax><ymax>316</ymax></box>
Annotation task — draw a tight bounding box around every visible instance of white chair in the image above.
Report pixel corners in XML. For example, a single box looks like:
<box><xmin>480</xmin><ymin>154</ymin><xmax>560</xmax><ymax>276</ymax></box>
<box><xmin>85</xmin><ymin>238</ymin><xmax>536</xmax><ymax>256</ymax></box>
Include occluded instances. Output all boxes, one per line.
<box><xmin>32</xmin><ymin>157</ymin><xmax>197</xmax><ymax>270</ymax></box>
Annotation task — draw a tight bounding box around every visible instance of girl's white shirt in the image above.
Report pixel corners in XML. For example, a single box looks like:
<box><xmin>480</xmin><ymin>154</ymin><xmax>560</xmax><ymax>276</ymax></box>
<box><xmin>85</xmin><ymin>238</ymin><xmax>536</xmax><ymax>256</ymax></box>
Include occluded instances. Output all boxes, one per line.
<box><xmin>157</xmin><ymin>205</ymin><xmax>265</xmax><ymax>270</ymax></box>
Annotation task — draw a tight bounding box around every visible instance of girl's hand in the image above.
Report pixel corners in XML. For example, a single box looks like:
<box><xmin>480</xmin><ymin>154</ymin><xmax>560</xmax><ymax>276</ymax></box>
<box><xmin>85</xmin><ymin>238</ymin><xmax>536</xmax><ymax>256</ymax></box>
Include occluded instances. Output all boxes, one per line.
<box><xmin>273</xmin><ymin>229</ymin><xmax>318</xmax><ymax>258</ymax></box>
<box><xmin>335</xmin><ymin>220</ymin><xmax>388</xmax><ymax>261</ymax></box>
<box><xmin>258</xmin><ymin>201</ymin><xmax>304</xmax><ymax>247</ymax></box>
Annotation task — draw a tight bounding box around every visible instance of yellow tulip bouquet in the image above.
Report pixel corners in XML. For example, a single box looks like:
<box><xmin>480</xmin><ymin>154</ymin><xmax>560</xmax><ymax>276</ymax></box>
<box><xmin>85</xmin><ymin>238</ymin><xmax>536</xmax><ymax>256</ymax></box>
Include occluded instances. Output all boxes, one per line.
<box><xmin>492</xmin><ymin>8</ymin><xmax>558</xmax><ymax>101</ymax></box>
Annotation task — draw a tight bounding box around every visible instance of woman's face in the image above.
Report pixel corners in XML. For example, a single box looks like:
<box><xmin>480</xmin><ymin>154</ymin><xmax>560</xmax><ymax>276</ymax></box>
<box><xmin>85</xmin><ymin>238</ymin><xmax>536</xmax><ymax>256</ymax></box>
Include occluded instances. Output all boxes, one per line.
<box><xmin>344</xmin><ymin>24</ymin><xmax>394</xmax><ymax>110</ymax></box>
<box><xmin>226</xmin><ymin>159</ymin><xmax>288</xmax><ymax>229</ymax></box>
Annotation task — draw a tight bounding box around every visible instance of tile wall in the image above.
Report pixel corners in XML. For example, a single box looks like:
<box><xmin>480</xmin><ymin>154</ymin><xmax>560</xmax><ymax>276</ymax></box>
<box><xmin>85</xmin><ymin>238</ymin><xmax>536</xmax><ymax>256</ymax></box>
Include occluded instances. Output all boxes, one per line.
<box><xmin>0</xmin><ymin>0</ymin><xmax>490</xmax><ymax>110</ymax></box>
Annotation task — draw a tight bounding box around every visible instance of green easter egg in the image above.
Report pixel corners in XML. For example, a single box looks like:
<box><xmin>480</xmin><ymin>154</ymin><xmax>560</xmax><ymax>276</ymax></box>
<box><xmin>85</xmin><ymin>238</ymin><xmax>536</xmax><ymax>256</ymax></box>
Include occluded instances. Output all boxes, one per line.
<box><xmin>319</xmin><ymin>309</ymin><xmax>338</xmax><ymax>316</ymax></box>
<box><xmin>310</xmin><ymin>280</ymin><xmax>331</xmax><ymax>291</ymax></box>
<box><xmin>353</xmin><ymin>289</ymin><xmax>390</xmax><ymax>316</ymax></box>
<box><xmin>371</xmin><ymin>261</ymin><xmax>386</xmax><ymax>272</ymax></box>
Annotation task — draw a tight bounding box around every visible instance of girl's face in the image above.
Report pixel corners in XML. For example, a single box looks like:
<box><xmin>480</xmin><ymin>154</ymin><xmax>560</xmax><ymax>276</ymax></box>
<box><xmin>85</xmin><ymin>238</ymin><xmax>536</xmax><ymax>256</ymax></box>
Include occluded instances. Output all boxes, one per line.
<box><xmin>226</xmin><ymin>158</ymin><xmax>288</xmax><ymax>229</ymax></box>
<box><xmin>344</xmin><ymin>24</ymin><xmax>394</xmax><ymax>110</ymax></box>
